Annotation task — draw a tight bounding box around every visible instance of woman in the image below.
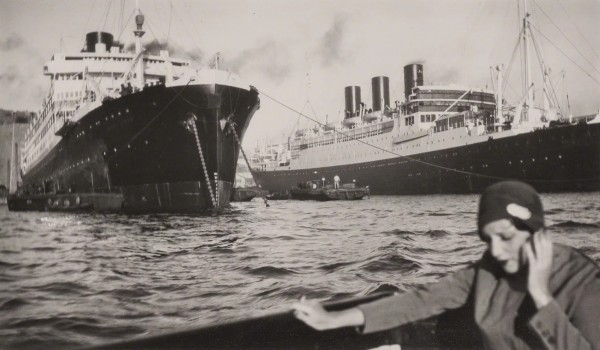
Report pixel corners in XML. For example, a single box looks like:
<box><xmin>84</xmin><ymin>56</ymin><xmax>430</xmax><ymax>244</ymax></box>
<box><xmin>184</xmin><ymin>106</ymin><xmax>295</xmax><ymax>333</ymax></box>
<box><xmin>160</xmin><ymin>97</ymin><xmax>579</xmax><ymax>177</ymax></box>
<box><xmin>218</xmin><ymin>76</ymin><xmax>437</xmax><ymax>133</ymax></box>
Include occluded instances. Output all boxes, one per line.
<box><xmin>293</xmin><ymin>181</ymin><xmax>600</xmax><ymax>349</ymax></box>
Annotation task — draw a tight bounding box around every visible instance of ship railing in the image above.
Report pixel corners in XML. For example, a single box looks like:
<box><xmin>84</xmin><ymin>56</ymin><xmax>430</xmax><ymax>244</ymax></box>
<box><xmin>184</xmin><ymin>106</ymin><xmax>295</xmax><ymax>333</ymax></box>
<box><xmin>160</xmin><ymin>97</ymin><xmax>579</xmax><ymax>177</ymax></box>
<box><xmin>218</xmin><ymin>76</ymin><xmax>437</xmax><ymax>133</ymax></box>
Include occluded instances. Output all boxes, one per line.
<box><xmin>29</xmin><ymin>97</ymin><xmax>56</xmax><ymax>141</ymax></box>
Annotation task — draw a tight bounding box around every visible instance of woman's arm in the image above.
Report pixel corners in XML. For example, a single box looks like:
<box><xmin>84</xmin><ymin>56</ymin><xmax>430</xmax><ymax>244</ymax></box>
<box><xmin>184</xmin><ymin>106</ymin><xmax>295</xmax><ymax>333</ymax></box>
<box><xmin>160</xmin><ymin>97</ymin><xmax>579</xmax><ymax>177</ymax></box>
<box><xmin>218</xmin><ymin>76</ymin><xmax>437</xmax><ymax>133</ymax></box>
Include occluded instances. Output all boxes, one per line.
<box><xmin>292</xmin><ymin>297</ymin><xmax>365</xmax><ymax>330</ymax></box>
<box><xmin>293</xmin><ymin>265</ymin><xmax>477</xmax><ymax>333</ymax></box>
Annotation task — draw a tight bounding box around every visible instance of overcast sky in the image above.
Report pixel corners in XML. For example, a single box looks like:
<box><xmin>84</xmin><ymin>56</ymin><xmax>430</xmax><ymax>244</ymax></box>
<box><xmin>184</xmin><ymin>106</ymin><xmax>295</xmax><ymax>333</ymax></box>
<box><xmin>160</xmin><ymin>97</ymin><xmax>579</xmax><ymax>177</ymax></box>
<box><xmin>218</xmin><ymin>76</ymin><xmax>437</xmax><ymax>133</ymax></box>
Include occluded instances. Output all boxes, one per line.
<box><xmin>1</xmin><ymin>0</ymin><xmax>599</xmax><ymax>147</ymax></box>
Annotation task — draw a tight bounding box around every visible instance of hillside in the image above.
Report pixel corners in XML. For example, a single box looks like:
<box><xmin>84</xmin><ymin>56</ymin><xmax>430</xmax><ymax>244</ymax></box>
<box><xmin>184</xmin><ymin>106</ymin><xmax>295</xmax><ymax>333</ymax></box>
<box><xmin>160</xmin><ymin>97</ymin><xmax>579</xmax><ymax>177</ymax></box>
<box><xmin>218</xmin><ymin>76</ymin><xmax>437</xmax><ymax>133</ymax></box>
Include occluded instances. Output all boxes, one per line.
<box><xmin>0</xmin><ymin>109</ymin><xmax>31</xmax><ymax>191</ymax></box>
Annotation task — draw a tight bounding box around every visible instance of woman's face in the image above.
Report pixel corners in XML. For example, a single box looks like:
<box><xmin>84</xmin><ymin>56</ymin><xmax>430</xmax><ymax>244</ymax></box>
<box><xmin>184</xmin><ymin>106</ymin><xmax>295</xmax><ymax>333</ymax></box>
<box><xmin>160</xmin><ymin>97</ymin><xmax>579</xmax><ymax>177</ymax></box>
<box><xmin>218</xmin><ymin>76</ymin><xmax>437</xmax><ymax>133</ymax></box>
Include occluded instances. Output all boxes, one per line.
<box><xmin>481</xmin><ymin>218</ymin><xmax>531</xmax><ymax>274</ymax></box>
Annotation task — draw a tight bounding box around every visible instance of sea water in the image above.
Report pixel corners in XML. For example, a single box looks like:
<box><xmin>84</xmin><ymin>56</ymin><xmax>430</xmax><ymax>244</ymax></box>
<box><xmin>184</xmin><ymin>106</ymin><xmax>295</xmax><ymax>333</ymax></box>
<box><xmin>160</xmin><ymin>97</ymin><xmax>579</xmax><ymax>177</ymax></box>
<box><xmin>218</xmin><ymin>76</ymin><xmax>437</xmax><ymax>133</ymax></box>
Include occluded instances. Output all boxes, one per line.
<box><xmin>1</xmin><ymin>192</ymin><xmax>599</xmax><ymax>349</ymax></box>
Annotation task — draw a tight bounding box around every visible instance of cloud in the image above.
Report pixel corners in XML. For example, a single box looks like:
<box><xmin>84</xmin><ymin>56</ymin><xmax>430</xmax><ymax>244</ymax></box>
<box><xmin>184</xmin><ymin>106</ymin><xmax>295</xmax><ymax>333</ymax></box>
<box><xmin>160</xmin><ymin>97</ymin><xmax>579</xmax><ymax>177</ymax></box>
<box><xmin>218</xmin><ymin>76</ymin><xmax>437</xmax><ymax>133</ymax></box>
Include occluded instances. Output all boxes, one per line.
<box><xmin>316</xmin><ymin>16</ymin><xmax>348</xmax><ymax>67</ymax></box>
<box><xmin>0</xmin><ymin>36</ymin><xmax>47</xmax><ymax>110</ymax></box>
<box><xmin>181</xmin><ymin>47</ymin><xmax>205</xmax><ymax>64</ymax></box>
<box><xmin>432</xmin><ymin>67</ymin><xmax>461</xmax><ymax>85</ymax></box>
<box><xmin>0</xmin><ymin>62</ymin><xmax>46</xmax><ymax>110</ymax></box>
<box><xmin>125</xmin><ymin>39</ymin><xmax>206</xmax><ymax>63</ymax></box>
<box><xmin>0</xmin><ymin>33</ymin><xmax>25</xmax><ymax>51</ymax></box>
<box><xmin>225</xmin><ymin>40</ymin><xmax>292</xmax><ymax>83</ymax></box>
<box><xmin>0</xmin><ymin>66</ymin><xmax>19</xmax><ymax>83</ymax></box>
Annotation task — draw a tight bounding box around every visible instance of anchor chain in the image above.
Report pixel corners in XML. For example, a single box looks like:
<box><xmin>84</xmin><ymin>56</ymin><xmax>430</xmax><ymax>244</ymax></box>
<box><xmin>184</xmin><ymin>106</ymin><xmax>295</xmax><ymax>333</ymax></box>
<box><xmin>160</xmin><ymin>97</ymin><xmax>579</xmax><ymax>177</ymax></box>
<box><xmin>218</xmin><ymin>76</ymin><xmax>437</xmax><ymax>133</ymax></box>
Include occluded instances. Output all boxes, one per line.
<box><xmin>228</xmin><ymin>120</ymin><xmax>269</xmax><ymax>208</ymax></box>
<box><xmin>189</xmin><ymin>115</ymin><xmax>218</xmax><ymax>209</ymax></box>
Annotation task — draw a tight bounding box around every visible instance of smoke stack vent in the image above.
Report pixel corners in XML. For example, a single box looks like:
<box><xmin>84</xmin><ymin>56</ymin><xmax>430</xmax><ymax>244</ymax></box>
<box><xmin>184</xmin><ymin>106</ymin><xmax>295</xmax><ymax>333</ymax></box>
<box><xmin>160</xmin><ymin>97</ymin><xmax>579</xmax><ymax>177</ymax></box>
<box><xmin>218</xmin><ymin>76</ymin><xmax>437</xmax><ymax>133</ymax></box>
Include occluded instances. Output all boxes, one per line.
<box><xmin>371</xmin><ymin>76</ymin><xmax>390</xmax><ymax>112</ymax></box>
<box><xmin>403</xmin><ymin>64</ymin><xmax>424</xmax><ymax>100</ymax></box>
<box><xmin>344</xmin><ymin>86</ymin><xmax>361</xmax><ymax>119</ymax></box>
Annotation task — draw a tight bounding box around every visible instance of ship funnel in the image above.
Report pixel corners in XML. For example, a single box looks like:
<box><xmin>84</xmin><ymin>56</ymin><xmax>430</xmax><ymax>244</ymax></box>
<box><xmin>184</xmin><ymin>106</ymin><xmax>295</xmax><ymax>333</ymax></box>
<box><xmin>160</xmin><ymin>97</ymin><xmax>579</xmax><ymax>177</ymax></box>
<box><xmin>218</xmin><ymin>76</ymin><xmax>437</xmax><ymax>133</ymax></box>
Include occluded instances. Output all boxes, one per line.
<box><xmin>344</xmin><ymin>86</ymin><xmax>361</xmax><ymax>119</ymax></box>
<box><xmin>404</xmin><ymin>64</ymin><xmax>423</xmax><ymax>101</ymax></box>
<box><xmin>85</xmin><ymin>32</ymin><xmax>114</xmax><ymax>53</ymax></box>
<box><xmin>371</xmin><ymin>76</ymin><xmax>390</xmax><ymax>112</ymax></box>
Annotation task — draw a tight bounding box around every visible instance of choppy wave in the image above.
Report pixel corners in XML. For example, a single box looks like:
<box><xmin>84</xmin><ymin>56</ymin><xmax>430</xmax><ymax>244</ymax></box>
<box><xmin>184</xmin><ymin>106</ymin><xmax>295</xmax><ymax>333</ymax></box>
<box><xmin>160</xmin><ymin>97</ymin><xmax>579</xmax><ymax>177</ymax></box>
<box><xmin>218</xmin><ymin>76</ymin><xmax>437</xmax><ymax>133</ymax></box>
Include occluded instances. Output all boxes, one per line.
<box><xmin>0</xmin><ymin>259</ymin><xmax>18</xmax><ymax>267</ymax></box>
<box><xmin>545</xmin><ymin>208</ymin><xmax>566</xmax><ymax>215</ymax></box>
<box><xmin>246</xmin><ymin>266</ymin><xmax>298</xmax><ymax>277</ymax></box>
<box><xmin>319</xmin><ymin>261</ymin><xmax>356</xmax><ymax>272</ymax></box>
<box><xmin>0</xmin><ymin>297</ymin><xmax>29</xmax><ymax>311</ymax></box>
<box><xmin>382</xmin><ymin>229</ymin><xmax>416</xmax><ymax>236</ymax></box>
<box><xmin>361</xmin><ymin>253</ymin><xmax>422</xmax><ymax>272</ymax></box>
<box><xmin>424</xmin><ymin>229</ymin><xmax>450</xmax><ymax>238</ymax></box>
<box><xmin>426</xmin><ymin>212</ymin><xmax>453</xmax><ymax>216</ymax></box>
<box><xmin>36</xmin><ymin>281</ymin><xmax>90</xmax><ymax>295</ymax></box>
<box><xmin>550</xmin><ymin>220</ymin><xmax>600</xmax><ymax>229</ymax></box>
<box><xmin>105</xmin><ymin>287</ymin><xmax>153</xmax><ymax>299</ymax></box>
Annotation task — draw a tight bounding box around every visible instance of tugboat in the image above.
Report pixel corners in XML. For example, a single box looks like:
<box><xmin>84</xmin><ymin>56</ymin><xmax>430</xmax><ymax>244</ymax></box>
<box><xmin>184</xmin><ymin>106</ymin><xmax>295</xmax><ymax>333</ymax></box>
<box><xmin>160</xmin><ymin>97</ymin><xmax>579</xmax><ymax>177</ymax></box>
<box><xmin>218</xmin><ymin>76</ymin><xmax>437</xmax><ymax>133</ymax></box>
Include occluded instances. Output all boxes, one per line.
<box><xmin>289</xmin><ymin>180</ymin><xmax>369</xmax><ymax>201</ymax></box>
<box><xmin>9</xmin><ymin>4</ymin><xmax>260</xmax><ymax>213</ymax></box>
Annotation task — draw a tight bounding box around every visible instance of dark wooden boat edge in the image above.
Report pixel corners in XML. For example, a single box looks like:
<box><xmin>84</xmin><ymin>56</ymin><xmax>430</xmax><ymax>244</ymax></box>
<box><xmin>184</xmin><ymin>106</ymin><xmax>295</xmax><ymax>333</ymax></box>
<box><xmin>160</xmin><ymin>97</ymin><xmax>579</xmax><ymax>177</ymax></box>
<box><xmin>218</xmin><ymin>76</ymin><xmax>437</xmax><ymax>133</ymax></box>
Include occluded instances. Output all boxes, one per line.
<box><xmin>83</xmin><ymin>291</ymin><xmax>480</xmax><ymax>350</ymax></box>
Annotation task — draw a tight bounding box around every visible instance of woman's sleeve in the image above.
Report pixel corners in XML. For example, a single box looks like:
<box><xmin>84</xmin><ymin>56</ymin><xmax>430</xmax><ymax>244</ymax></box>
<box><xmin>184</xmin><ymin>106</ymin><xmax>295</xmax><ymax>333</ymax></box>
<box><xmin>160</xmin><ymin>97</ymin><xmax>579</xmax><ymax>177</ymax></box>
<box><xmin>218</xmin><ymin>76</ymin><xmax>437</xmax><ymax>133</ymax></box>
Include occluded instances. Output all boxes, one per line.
<box><xmin>357</xmin><ymin>266</ymin><xmax>476</xmax><ymax>334</ymax></box>
<box><xmin>529</xmin><ymin>277</ymin><xmax>600</xmax><ymax>350</ymax></box>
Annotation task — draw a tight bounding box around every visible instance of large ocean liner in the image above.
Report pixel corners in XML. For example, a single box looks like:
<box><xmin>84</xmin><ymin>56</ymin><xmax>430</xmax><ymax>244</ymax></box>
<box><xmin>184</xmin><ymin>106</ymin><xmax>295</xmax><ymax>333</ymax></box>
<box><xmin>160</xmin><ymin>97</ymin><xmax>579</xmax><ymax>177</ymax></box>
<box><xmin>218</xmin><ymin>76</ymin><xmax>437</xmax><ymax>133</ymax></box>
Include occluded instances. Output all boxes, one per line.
<box><xmin>251</xmin><ymin>7</ymin><xmax>600</xmax><ymax>195</ymax></box>
<box><xmin>10</xmin><ymin>6</ymin><xmax>259</xmax><ymax>213</ymax></box>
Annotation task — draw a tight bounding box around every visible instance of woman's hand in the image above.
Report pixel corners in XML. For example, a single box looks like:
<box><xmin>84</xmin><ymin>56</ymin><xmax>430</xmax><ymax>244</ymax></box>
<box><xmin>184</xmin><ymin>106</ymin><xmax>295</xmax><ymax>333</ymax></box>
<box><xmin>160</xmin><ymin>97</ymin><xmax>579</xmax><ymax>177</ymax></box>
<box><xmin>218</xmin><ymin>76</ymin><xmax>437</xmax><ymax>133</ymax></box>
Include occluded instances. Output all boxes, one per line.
<box><xmin>524</xmin><ymin>230</ymin><xmax>553</xmax><ymax>309</ymax></box>
<box><xmin>292</xmin><ymin>296</ymin><xmax>365</xmax><ymax>330</ymax></box>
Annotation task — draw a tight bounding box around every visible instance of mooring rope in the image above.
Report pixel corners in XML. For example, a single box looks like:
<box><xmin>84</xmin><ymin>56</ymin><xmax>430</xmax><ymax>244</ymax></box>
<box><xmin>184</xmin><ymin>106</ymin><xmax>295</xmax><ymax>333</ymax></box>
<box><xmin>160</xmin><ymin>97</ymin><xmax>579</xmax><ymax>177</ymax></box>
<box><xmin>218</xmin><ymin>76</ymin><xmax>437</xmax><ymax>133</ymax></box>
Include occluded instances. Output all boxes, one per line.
<box><xmin>228</xmin><ymin>121</ymin><xmax>269</xmax><ymax>207</ymax></box>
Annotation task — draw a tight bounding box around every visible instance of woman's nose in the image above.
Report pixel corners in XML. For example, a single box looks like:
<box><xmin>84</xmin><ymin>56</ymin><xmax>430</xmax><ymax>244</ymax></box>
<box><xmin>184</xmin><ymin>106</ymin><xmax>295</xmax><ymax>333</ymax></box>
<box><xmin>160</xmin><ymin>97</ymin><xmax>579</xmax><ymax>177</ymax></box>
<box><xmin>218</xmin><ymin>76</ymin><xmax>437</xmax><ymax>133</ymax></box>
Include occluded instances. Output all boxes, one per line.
<box><xmin>489</xmin><ymin>237</ymin><xmax>503</xmax><ymax>258</ymax></box>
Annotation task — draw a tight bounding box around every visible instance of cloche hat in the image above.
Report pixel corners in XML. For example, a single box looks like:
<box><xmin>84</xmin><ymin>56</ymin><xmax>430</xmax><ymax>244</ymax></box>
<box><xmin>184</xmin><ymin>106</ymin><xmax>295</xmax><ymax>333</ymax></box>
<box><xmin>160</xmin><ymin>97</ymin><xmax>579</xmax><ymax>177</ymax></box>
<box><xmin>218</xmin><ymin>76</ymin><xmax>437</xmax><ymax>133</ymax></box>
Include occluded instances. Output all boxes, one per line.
<box><xmin>478</xmin><ymin>181</ymin><xmax>544</xmax><ymax>235</ymax></box>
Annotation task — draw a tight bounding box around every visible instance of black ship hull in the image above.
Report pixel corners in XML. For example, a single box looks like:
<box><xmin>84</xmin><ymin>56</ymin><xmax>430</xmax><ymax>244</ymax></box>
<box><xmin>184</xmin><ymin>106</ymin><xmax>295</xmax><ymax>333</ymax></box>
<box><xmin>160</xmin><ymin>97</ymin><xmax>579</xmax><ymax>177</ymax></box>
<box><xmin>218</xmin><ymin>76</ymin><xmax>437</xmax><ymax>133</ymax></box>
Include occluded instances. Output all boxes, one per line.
<box><xmin>17</xmin><ymin>83</ymin><xmax>260</xmax><ymax>213</ymax></box>
<box><xmin>254</xmin><ymin>122</ymin><xmax>600</xmax><ymax>195</ymax></box>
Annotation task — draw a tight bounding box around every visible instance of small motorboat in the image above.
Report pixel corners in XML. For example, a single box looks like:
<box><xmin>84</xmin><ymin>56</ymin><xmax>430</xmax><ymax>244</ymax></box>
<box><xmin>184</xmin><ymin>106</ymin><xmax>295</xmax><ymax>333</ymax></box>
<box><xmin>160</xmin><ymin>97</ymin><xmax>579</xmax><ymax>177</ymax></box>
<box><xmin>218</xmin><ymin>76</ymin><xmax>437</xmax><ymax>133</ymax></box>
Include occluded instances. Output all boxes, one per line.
<box><xmin>290</xmin><ymin>181</ymin><xmax>369</xmax><ymax>201</ymax></box>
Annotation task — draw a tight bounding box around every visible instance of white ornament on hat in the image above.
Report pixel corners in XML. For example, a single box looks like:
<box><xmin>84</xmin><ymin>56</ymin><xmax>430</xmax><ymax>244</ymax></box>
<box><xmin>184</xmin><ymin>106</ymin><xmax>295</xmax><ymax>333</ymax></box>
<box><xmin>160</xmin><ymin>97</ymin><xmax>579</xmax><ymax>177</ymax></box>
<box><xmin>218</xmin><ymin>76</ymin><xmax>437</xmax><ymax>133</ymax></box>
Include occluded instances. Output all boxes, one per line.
<box><xmin>506</xmin><ymin>203</ymin><xmax>532</xmax><ymax>220</ymax></box>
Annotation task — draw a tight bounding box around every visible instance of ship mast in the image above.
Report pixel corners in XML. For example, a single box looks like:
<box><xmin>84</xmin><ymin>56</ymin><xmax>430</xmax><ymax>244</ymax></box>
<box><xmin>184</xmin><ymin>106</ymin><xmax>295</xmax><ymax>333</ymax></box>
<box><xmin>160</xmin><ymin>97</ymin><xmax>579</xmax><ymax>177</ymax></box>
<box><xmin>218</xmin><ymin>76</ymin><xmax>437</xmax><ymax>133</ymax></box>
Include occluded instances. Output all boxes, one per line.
<box><xmin>522</xmin><ymin>0</ymin><xmax>533</xmax><ymax>122</ymax></box>
<box><xmin>134</xmin><ymin>0</ymin><xmax>145</xmax><ymax>89</ymax></box>
<box><xmin>496</xmin><ymin>65</ymin><xmax>503</xmax><ymax>124</ymax></box>
<box><xmin>542</xmin><ymin>67</ymin><xmax>551</xmax><ymax>112</ymax></box>
<box><xmin>9</xmin><ymin>121</ymin><xmax>15</xmax><ymax>194</ymax></box>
